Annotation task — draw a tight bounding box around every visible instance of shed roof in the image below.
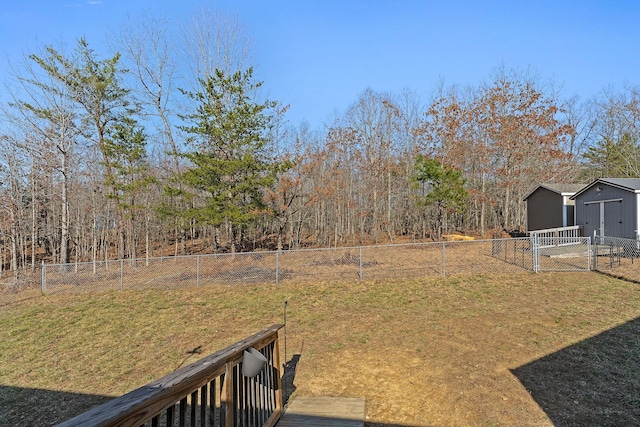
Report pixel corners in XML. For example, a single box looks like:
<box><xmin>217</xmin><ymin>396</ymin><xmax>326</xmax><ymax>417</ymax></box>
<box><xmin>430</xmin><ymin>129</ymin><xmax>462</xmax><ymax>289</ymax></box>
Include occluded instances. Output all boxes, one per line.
<box><xmin>570</xmin><ymin>178</ymin><xmax>640</xmax><ymax>199</ymax></box>
<box><xmin>523</xmin><ymin>183</ymin><xmax>584</xmax><ymax>201</ymax></box>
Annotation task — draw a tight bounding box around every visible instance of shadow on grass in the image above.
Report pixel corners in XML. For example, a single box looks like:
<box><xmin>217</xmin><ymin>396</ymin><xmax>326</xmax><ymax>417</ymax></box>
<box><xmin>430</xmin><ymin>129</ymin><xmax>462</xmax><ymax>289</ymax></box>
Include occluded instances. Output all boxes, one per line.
<box><xmin>511</xmin><ymin>316</ymin><xmax>640</xmax><ymax>426</ymax></box>
<box><xmin>0</xmin><ymin>385</ymin><xmax>112</xmax><ymax>426</ymax></box>
<box><xmin>282</xmin><ymin>353</ymin><xmax>300</xmax><ymax>406</ymax></box>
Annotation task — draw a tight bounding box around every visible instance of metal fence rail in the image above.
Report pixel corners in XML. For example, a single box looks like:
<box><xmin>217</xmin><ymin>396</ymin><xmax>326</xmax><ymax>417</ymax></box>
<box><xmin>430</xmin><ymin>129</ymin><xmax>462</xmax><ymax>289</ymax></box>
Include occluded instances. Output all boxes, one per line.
<box><xmin>1</xmin><ymin>237</ymin><xmax>596</xmax><ymax>299</ymax></box>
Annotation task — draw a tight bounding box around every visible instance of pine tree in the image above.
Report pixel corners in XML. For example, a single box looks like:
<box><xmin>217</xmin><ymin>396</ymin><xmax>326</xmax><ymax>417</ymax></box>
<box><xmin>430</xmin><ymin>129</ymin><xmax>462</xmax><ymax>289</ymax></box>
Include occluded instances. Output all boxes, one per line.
<box><xmin>413</xmin><ymin>156</ymin><xmax>467</xmax><ymax>240</ymax></box>
<box><xmin>583</xmin><ymin>134</ymin><xmax>640</xmax><ymax>178</ymax></box>
<box><xmin>23</xmin><ymin>38</ymin><xmax>137</xmax><ymax>261</ymax></box>
<box><xmin>177</xmin><ymin>68</ymin><xmax>285</xmax><ymax>252</ymax></box>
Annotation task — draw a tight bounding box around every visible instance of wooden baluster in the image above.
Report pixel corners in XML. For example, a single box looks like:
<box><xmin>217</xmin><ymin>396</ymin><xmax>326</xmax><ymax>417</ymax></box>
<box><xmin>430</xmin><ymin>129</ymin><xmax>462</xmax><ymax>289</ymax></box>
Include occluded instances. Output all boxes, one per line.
<box><xmin>191</xmin><ymin>390</ymin><xmax>198</xmax><ymax>426</ymax></box>
<box><xmin>167</xmin><ymin>405</ymin><xmax>175</xmax><ymax>427</ymax></box>
<box><xmin>179</xmin><ymin>397</ymin><xmax>187</xmax><ymax>427</ymax></box>
<box><xmin>200</xmin><ymin>384</ymin><xmax>207</xmax><ymax>427</ymax></box>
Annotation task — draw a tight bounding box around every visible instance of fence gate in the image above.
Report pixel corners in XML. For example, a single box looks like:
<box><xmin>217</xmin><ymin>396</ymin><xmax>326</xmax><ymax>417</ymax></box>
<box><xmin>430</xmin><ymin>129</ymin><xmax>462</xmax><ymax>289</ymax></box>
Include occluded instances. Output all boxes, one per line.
<box><xmin>532</xmin><ymin>236</ymin><xmax>592</xmax><ymax>272</ymax></box>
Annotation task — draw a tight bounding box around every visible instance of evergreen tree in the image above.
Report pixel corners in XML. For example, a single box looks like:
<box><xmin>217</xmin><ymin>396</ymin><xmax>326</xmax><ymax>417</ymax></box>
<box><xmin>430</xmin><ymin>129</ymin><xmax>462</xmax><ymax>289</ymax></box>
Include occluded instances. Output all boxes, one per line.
<box><xmin>413</xmin><ymin>156</ymin><xmax>467</xmax><ymax>240</ymax></box>
<box><xmin>177</xmin><ymin>68</ymin><xmax>285</xmax><ymax>252</ymax></box>
<box><xmin>583</xmin><ymin>134</ymin><xmax>640</xmax><ymax>178</ymax></box>
<box><xmin>103</xmin><ymin>117</ymin><xmax>151</xmax><ymax>258</ymax></box>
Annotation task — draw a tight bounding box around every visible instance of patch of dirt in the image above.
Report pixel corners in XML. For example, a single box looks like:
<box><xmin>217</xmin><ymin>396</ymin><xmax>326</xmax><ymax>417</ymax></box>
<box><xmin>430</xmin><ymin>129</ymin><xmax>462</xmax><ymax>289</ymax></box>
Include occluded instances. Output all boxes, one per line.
<box><xmin>279</xmin><ymin>274</ymin><xmax>640</xmax><ymax>426</ymax></box>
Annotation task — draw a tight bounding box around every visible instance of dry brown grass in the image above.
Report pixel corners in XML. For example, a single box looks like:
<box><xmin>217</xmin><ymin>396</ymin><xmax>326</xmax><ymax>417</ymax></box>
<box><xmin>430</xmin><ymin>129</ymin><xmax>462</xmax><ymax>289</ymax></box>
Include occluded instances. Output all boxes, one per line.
<box><xmin>1</xmin><ymin>272</ymin><xmax>639</xmax><ymax>426</ymax></box>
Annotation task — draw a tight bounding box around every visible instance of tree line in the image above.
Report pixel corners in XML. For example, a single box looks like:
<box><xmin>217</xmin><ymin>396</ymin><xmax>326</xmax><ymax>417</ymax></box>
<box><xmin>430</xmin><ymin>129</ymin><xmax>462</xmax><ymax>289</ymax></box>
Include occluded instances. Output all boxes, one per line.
<box><xmin>2</xmin><ymin>10</ymin><xmax>640</xmax><ymax>275</ymax></box>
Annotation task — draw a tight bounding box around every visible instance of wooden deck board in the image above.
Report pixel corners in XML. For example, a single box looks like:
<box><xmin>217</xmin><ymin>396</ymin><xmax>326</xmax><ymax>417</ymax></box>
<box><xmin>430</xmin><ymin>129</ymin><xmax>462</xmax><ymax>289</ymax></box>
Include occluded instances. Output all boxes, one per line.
<box><xmin>277</xmin><ymin>397</ymin><xmax>365</xmax><ymax>427</ymax></box>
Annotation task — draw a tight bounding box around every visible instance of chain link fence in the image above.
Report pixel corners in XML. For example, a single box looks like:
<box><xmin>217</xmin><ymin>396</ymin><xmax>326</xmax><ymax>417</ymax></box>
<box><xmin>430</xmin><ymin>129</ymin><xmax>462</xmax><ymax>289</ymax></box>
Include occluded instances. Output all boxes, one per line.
<box><xmin>594</xmin><ymin>235</ymin><xmax>640</xmax><ymax>282</ymax></box>
<box><xmin>534</xmin><ymin>236</ymin><xmax>592</xmax><ymax>272</ymax></box>
<box><xmin>33</xmin><ymin>237</ymin><xmax>595</xmax><ymax>296</ymax></box>
<box><xmin>0</xmin><ymin>268</ymin><xmax>42</xmax><ymax>305</ymax></box>
<box><xmin>0</xmin><ymin>237</ymin><xmax>597</xmax><ymax>300</ymax></box>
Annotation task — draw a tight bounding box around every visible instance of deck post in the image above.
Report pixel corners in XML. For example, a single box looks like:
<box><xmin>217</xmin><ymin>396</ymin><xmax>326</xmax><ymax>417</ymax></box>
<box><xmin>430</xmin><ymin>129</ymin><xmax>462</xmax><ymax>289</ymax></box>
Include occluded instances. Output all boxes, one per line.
<box><xmin>273</xmin><ymin>332</ymin><xmax>283</xmax><ymax>419</ymax></box>
<box><xmin>222</xmin><ymin>362</ymin><xmax>234</xmax><ymax>427</ymax></box>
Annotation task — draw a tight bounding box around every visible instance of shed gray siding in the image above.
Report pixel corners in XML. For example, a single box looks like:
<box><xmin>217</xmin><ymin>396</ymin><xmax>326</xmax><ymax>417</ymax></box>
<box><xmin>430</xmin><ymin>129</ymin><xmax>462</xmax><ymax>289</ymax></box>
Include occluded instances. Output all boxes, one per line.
<box><xmin>574</xmin><ymin>184</ymin><xmax>638</xmax><ymax>239</ymax></box>
<box><xmin>526</xmin><ymin>187</ymin><xmax>564</xmax><ymax>231</ymax></box>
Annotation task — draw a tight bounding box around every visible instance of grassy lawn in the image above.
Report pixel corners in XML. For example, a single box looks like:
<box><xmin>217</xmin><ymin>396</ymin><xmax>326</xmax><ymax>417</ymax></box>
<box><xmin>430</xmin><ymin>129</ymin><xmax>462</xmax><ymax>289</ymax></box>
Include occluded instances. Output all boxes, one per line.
<box><xmin>1</xmin><ymin>272</ymin><xmax>639</xmax><ymax>426</ymax></box>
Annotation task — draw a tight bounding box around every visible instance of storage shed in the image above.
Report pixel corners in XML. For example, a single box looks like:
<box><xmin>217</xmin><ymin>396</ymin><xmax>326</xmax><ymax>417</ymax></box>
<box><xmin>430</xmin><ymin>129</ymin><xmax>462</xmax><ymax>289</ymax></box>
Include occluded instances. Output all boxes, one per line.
<box><xmin>571</xmin><ymin>178</ymin><xmax>640</xmax><ymax>239</ymax></box>
<box><xmin>523</xmin><ymin>183</ymin><xmax>583</xmax><ymax>232</ymax></box>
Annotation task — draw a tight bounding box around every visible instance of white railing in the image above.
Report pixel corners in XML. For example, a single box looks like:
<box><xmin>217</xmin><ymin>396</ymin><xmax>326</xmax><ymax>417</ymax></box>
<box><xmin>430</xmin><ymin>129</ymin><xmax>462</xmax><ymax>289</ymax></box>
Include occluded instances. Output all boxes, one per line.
<box><xmin>530</xmin><ymin>226</ymin><xmax>583</xmax><ymax>248</ymax></box>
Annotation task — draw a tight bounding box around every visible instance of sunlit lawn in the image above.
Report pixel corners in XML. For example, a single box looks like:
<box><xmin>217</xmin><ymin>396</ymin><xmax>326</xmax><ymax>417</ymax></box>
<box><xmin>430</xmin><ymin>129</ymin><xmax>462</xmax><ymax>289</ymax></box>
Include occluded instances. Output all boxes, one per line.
<box><xmin>1</xmin><ymin>272</ymin><xmax>639</xmax><ymax>426</ymax></box>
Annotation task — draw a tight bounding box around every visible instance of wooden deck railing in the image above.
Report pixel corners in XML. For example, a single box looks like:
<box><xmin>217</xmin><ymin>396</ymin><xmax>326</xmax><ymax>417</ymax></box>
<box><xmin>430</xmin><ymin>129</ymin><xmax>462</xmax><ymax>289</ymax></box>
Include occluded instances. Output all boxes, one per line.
<box><xmin>530</xmin><ymin>225</ymin><xmax>583</xmax><ymax>248</ymax></box>
<box><xmin>57</xmin><ymin>324</ymin><xmax>284</xmax><ymax>427</ymax></box>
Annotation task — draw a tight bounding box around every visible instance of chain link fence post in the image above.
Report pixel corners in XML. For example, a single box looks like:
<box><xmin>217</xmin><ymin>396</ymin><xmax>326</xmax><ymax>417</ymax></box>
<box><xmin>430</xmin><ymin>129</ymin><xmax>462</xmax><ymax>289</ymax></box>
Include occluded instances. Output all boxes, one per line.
<box><xmin>275</xmin><ymin>251</ymin><xmax>279</xmax><ymax>285</ymax></box>
<box><xmin>530</xmin><ymin>234</ymin><xmax>537</xmax><ymax>273</ymax></box>
<box><xmin>593</xmin><ymin>232</ymin><xmax>598</xmax><ymax>271</ymax></box>
<box><xmin>120</xmin><ymin>259</ymin><xmax>124</xmax><ymax>291</ymax></box>
<box><xmin>359</xmin><ymin>247</ymin><xmax>363</xmax><ymax>283</ymax></box>
<box><xmin>41</xmin><ymin>260</ymin><xmax>46</xmax><ymax>295</ymax></box>
<box><xmin>585</xmin><ymin>237</ymin><xmax>595</xmax><ymax>271</ymax></box>
<box><xmin>441</xmin><ymin>241</ymin><xmax>446</xmax><ymax>277</ymax></box>
<box><xmin>196</xmin><ymin>255</ymin><xmax>200</xmax><ymax>287</ymax></box>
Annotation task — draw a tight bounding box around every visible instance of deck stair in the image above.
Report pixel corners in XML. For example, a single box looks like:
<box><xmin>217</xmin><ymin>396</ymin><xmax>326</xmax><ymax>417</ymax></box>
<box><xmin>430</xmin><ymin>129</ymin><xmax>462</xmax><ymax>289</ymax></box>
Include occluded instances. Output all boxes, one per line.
<box><xmin>277</xmin><ymin>397</ymin><xmax>365</xmax><ymax>427</ymax></box>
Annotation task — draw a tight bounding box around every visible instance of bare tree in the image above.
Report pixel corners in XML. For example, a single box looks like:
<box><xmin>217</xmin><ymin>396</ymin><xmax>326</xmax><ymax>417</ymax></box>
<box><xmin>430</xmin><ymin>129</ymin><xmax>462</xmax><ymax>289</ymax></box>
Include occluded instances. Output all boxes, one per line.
<box><xmin>0</xmin><ymin>133</ymin><xmax>28</xmax><ymax>277</ymax></box>
<box><xmin>181</xmin><ymin>7</ymin><xmax>254</xmax><ymax>83</ymax></box>
<box><xmin>347</xmin><ymin>89</ymin><xmax>402</xmax><ymax>242</ymax></box>
<box><xmin>5</xmin><ymin>52</ymin><xmax>83</xmax><ymax>264</ymax></box>
<box><xmin>561</xmin><ymin>94</ymin><xmax>594</xmax><ymax>162</ymax></box>
<box><xmin>582</xmin><ymin>85</ymin><xmax>640</xmax><ymax>179</ymax></box>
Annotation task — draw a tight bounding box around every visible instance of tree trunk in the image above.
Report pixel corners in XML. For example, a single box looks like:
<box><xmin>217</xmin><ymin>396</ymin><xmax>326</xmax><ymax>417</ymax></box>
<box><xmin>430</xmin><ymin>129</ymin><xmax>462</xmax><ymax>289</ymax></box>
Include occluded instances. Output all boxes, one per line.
<box><xmin>387</xmin><ymin>170</ymin><xmax>393</xmax><ymax>241</ymax></box>
<box><xmin>10</xmin><ymin>203</ymin><xmax>19</xmax><ymax>280</ymax></box>
<box><xmin>92</xmin><ymin>211</ymin><xmax>97</xmax><ymax>275</ymax></box>
<box><xmin>503</xmin><ymin>185</ymin><xmax>511</xmax><ymax>230</ymax></box>
<box><xmin>480</xmin><ymin>172</ymin><xmax>486</xmax><ymax>236</ymax></box>
<box><xmin>60</xmin><ymin>154</ymin><xmax>70</xmax><ymax>264</ymax></box>
<box><xmin>31</xmin><ymin>166</ymin><xmax>37</xmax><ymax>269</ymax></box>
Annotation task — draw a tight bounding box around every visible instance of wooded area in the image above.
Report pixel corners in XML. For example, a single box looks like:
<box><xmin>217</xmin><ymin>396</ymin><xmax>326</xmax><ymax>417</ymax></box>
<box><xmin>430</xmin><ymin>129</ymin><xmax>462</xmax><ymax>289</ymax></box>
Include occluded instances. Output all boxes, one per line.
<box><xmin>2</xmin><ymin>11</ymin><xmax>640</xmax><ymax>274</ymax></box>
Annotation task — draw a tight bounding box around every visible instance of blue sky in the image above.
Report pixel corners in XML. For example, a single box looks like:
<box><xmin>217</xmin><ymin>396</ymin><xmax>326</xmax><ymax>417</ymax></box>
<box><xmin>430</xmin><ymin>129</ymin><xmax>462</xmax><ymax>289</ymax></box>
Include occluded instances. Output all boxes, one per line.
<box><xmin>1</xmin><ymin>0</ymin><xmax>640</xmax><ymax>129</ymax></box>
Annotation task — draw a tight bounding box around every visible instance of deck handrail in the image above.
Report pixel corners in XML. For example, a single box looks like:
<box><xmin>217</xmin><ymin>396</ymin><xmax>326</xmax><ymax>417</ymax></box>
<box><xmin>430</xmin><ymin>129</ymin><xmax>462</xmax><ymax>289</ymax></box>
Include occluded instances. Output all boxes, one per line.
<box><xmin>529</xmin><ymin>225</ymin><xmax>583</xmax><ymax>248</ymax></box>
<box><xmin>57</xmin><ymin>324</ymin><xmax>284</xmax><ymax>427</ymax></box>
